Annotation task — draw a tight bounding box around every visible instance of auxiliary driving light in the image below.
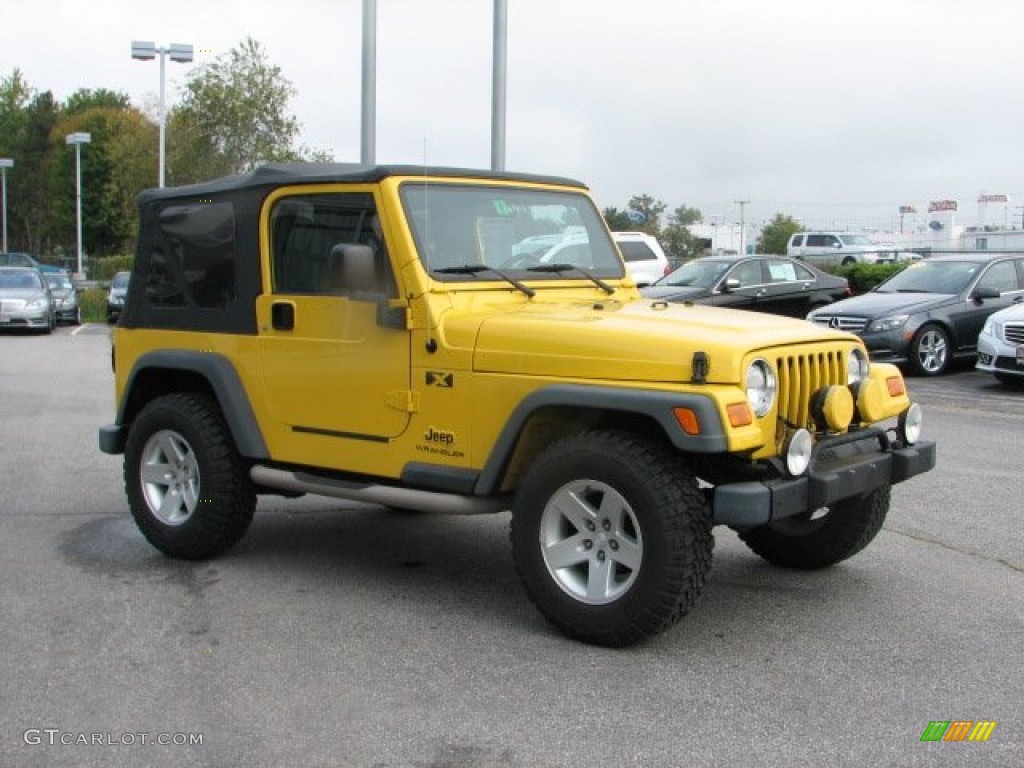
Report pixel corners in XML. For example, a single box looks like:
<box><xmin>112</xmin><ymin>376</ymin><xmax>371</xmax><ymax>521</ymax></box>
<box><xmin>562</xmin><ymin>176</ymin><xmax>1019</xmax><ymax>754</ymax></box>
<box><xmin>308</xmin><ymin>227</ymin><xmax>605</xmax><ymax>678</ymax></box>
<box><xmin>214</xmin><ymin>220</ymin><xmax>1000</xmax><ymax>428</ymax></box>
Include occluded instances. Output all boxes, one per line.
<box><xmin>897</xmin><ymin>403</ymin><xmax>923</xmax><ymax>446</ymax></box>
<box><xmin>785</xmin><ymin>428</ymin><xmax>814</xmax><ymax>476</ymax></box>
<box><xmin>810</xmin><ymin>385</ymin><xmax>854</xmax><ymax>433</ymax></box>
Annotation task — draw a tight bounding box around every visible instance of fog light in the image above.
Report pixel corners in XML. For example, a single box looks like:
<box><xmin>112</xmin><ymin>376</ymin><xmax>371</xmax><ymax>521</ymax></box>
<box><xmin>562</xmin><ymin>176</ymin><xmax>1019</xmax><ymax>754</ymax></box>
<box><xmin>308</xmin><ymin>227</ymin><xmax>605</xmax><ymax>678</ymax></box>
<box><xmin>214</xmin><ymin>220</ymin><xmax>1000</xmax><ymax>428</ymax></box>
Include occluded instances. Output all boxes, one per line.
<box><xmin>898</xmin><ymin>403</ymin><xmax>923</xmax><ymax>445</ymax></box>
<box><xmin>785</xmin><ymin>428</ymin><xmax>814</xmax><ymax>476</ymax></box>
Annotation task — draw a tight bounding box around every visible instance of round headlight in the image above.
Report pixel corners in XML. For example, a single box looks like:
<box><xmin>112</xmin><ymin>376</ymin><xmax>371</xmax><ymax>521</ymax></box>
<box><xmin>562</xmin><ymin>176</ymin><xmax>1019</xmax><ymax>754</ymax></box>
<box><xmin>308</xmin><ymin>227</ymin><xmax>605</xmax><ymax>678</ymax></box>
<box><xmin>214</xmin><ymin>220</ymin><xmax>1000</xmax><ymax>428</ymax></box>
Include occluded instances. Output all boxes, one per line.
<box><xmin>786</xmin><ymin>428</ymin><xmax>814</xmax><ymax>476</ymax></box>
<box><xmin>847</xmin><ymin>348</ymin><xmax>869</xmax><ymax>385</ymax></box>
<box><xmin>745</xmin><ymin>359</ymin><xmax>777</xmax><ymax>418</ymax></box>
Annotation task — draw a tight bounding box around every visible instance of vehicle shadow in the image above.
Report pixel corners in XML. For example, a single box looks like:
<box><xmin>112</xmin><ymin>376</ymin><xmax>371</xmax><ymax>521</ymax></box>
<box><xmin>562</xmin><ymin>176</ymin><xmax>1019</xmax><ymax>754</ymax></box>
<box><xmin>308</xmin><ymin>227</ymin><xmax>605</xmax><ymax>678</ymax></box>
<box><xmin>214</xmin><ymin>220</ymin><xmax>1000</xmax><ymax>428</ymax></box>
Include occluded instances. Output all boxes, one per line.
<box><xmin>59</xmin><ymin>503</ymin><xmax>893</xmax><ymax>648</ymax></box>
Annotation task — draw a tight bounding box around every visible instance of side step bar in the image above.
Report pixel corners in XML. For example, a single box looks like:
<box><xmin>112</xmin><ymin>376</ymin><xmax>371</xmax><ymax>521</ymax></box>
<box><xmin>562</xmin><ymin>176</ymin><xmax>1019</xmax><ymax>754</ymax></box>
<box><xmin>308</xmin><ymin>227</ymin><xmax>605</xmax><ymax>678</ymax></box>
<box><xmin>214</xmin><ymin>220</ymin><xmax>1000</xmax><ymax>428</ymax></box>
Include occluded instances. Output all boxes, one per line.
<box><xmin>251</xmin><ymin>465</ymin><xmax>509</xmax><ymax>516</ymax></box>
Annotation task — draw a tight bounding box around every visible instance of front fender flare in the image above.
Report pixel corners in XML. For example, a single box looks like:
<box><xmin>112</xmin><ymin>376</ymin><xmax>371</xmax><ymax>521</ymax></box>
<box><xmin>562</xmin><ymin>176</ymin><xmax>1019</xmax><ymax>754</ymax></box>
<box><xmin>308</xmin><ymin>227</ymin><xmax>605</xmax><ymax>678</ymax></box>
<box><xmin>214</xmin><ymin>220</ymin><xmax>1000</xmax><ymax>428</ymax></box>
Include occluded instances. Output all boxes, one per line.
<box><xmin>474</xmin><ymin>384</ymin><xmax>727</xmax><ymax>494</ymax></box>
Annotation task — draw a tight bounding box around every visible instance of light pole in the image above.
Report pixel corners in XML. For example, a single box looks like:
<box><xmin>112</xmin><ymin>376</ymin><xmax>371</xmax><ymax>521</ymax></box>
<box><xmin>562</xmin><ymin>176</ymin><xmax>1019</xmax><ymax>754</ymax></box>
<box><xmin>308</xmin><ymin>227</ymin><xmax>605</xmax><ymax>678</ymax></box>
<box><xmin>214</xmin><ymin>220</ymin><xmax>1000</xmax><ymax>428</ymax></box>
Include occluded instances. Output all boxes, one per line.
<box><xmin>360</xmin><ymin>1</ymin><xmax>376</xmax><ymax>164</ymax></box>
<box><xmin>0</xmin><ymin>158</ymin><xmax>12</xmax><ymax>252</ymax></box>
<box><xmin>734</xmin><ymin>200</ymin><xmax>751</xmax><ymax>255</ymax></box>
<box><xmin>131</xmin><ymin>40</ymin><xmax>194</xmax><ymax>187</ymax></box>
<box><xmin>66</xmin><ymin>133</ymin><xmax>90</xmax><ymax>279</ymax></box>
<box><xmin>491</xmin><ymin>0</ymin><xmax>507</xmax><ymax>171</ymax></box>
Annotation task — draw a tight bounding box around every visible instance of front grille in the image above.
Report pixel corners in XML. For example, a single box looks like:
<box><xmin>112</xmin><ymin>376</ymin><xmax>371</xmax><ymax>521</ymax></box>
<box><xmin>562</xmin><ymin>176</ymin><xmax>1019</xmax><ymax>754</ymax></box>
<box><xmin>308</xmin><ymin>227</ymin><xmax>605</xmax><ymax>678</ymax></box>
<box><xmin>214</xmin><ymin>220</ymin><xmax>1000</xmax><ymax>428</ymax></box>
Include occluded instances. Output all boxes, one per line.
<box><xmin>774</xmin><ymin>350</ymin><xmax>847</xmax><ymax>431</ymax></box>
<box><xmin>811</xmin><ymin>315</ymin><xmax>868</xmax><ymax>333</ymax></box>
<box><xmin>1004</xmin><ymin>322</ymin><xmax>1024</xmax><ymax>346</ymax></box>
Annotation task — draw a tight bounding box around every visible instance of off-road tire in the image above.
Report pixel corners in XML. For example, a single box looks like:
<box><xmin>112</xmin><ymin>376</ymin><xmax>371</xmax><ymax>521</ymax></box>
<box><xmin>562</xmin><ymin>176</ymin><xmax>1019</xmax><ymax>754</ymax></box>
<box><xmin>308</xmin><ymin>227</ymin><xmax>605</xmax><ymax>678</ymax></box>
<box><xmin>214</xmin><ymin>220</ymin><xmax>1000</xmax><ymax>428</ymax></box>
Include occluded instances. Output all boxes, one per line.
<box><xmin>511</xmin><ymin>430</ymin><xmax>713</xmax><ymax>647</ymax></box>
<box><xmin>125</xmin><ymin>392</ymin><xmax>256</xmax><ymax>560</ymax></box>
<box><xmin>738</xmin><ymin>486</ymin><xmax>890</xmax><ymax>570</ymax></box>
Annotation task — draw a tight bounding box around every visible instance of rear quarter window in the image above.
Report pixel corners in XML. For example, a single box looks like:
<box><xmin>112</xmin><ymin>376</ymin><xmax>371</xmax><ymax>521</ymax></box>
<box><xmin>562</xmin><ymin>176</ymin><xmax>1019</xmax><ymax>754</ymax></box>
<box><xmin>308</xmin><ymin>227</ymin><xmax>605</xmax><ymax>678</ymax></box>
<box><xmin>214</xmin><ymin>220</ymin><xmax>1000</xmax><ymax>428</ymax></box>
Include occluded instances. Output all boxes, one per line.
<box><xmin>617</xmin><ymin>241</ymin><xmax>656</xmax><ymax>262</ymax></box>
<box><xmin>147</xmin><ymin>202</ymin><xmax>236</xmax><ymax>309</ymax></box>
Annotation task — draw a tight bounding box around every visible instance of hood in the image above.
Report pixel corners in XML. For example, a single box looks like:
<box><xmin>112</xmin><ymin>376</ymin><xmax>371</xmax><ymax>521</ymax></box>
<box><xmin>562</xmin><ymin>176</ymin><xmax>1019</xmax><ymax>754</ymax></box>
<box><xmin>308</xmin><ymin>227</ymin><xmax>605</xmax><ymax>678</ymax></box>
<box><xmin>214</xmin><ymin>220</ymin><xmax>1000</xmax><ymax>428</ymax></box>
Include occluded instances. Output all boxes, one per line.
<box><xmin>0</xmin><ymin>289</ymin><xmax>47</xmax><ymax>301</ymax></box>
<box><xmin>816</xmin><ymin>291</ymin><xmax>954</xmax><ymax>318</ymax></box>
<box><xmin>447</xmin><ymin>297</ymin><xmax>852</xmax><ymax>384</ymax></box>
<box><xmin>639</xmin><ymin>285</ymin><xmax>710</xmax><ymax>302</ymax></box>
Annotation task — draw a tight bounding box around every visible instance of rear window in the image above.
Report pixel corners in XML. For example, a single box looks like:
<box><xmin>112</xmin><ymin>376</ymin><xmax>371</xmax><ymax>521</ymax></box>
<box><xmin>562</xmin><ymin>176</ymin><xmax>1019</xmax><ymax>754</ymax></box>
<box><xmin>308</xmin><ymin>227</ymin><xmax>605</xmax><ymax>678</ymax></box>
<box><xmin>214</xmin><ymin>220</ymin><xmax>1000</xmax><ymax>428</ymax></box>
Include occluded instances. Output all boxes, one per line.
<box><xmin>617</xmin><ymin>241</ymin><xmax>656</xmax><ymax>262</ymax></box>
<box><xmin>145</xmin><ymin>202</ymin><xmax>236</xmax><ymax>309</ymax></box>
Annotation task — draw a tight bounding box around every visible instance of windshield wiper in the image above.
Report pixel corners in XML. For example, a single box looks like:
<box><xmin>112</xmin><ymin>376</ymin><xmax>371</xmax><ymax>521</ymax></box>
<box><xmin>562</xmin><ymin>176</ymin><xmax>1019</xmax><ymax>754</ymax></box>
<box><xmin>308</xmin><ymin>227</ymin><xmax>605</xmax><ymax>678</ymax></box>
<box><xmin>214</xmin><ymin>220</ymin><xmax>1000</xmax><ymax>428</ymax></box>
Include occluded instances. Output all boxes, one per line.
<box><xmin>434</xmin><ymin>264</ymin><xmax>535</xmax><ymax>298</ymax></box>
<box><xmin>526</xmin><ymin>264</ymin><xmax>615</xmax><ymax>295</ymax></box>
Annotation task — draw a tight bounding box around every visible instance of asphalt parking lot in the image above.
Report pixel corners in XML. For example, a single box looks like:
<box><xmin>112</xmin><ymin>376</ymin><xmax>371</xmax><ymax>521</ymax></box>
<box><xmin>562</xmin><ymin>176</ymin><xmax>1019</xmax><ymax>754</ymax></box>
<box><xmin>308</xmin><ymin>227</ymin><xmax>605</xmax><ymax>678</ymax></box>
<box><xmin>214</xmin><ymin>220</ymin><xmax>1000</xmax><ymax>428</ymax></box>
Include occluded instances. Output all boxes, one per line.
<box><xmin>1</xmin><ymin>325</ymin><xmax>1021</xmax><ymax>768</ymax></box>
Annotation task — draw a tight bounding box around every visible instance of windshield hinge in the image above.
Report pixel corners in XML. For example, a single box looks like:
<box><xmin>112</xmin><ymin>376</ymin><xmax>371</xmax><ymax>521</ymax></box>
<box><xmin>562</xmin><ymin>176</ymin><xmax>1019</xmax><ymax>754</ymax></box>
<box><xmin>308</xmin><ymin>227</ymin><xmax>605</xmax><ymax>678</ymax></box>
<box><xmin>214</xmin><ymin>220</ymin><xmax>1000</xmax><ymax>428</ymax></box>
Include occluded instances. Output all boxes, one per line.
<box><xmin>691</xmin><ymin>351</ymin><xmax>709</xmax><ymax>384</ymax></box>
<box><xmin>385</xmin><ymin>390</ymin><xmax>420</xmax><ymax>413</ymax></box>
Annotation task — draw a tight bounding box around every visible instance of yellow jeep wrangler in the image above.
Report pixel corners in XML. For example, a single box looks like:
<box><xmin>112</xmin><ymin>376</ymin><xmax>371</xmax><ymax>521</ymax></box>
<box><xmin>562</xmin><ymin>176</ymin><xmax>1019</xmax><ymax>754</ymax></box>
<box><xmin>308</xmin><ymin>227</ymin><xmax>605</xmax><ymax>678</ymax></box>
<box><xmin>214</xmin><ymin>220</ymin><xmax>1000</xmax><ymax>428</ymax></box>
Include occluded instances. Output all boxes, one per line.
<box><xmin>99</xmin><ymin>164</ymin><xmax>935</xmax><ymax>646</ymax></box>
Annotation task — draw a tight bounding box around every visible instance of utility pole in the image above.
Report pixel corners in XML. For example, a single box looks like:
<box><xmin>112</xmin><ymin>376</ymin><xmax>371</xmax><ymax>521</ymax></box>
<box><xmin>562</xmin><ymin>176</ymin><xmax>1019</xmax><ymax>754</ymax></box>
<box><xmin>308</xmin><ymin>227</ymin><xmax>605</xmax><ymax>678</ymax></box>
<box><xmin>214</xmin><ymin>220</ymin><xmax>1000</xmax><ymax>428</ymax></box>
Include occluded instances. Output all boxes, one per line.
<box><xmin>734</xmin><ymin>200</ymin><xmax>750</xmax><ymax>255</ymax></box>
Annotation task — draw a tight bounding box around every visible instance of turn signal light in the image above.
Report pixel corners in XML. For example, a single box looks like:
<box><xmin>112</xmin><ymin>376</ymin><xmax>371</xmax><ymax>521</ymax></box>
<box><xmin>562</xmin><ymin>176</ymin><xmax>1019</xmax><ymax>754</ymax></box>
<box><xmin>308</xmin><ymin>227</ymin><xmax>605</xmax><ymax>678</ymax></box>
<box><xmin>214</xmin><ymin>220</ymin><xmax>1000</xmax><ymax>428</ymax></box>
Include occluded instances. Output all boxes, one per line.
<box><xmin>673</xmin><ymin>407</ymin><xmax>700</xmax><ymax>435</ymax></box>
<box><xmin>726</xmin><ymin>402</ymin><xmax>753</xmax><ymax>427</ymax></box>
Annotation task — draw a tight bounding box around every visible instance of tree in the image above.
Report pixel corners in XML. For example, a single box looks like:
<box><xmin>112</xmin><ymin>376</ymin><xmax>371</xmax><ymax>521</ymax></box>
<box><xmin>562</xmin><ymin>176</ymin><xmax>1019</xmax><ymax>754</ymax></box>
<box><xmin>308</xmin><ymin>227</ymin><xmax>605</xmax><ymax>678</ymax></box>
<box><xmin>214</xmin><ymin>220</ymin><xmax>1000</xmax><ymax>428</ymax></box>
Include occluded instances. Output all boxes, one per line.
<box><xmin>50</xmin><ymin>107</ymin><xmax>157</xmax><ymax>260</ymax></box>
<box><xmin>658</xmin><ymin>204</ymin><xmax>702</xmax><ymax>262</ymax></box>
<box><xmin>758</xmin><ymin>214</ymin><xmax>803</xmax><ymax>255</ymax></box>
<box><xmin>602</xmin><ymin>207</ymin><xmax>634</xmax><ymax>231</ymax></box>
<box><xmin>0</xmin><ymin>71</ymin><xmax>61</xmax><ymax>255</ymax></box>
<box><xmin>14</xmin><ymin>91</ymin><xmax>59</xmax><ymax>256</ymax></box>
<box><xmin>669</xmin><ymin>204</ymin><xmax>702</xmax><ymax>227</ymax></box>
<box><xmin>168</xmin><ymin>37</ymin><xmax>302</xmax><ymax>184</ymax></box>
<box><xmin>627</xmin><ymin>194</ymin><xmax>666</xmax><ymax>236</ymax></box>
<box><xmin>0</xmin><ymin>69</ymin><xmax>32</xmax><ymax>147</ymax></box>
<box><xmin>63</xmin><ymin>88</ymin><xmax>131</xmax><ymax>116</ymax></box>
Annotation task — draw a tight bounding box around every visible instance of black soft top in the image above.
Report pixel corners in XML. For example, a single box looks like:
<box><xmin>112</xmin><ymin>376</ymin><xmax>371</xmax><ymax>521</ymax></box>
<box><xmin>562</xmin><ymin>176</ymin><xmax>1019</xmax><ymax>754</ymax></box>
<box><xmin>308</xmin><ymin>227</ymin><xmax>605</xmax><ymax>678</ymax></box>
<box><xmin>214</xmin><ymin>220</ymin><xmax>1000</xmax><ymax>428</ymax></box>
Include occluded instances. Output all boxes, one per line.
<box><xmin>139</xmin><ymin>163</ymin><xmax>587</xmax><ymax>203</ymax></box>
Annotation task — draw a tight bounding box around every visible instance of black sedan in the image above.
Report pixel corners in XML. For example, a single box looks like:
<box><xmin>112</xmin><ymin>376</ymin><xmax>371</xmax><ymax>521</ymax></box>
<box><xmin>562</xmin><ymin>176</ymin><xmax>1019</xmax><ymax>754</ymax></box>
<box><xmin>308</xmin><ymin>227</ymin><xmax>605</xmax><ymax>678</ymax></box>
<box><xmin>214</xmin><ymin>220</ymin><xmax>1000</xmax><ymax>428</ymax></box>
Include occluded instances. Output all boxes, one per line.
<box><xmin>640</xmin><ymin>254</ymin><xmax>850</xmax><ymax>318</ymax></box>
<box><xmin>807</xmin><ymin>253</ymin><xmax>1024</xmax><ymax>376</ymax></box>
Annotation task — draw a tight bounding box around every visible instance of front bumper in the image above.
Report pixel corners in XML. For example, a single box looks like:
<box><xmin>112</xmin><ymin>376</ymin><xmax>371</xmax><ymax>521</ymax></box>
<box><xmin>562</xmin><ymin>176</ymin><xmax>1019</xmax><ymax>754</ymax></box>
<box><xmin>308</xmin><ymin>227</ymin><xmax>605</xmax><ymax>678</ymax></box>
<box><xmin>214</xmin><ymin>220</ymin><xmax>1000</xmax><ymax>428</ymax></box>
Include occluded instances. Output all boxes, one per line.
<box><xmin>0</xmin><ymin>310</ymin><xmax>51</xmax><ymax>328</ymax></box>
<box><xmin>858</xmin><ymin>328</ymin><xmax>913</xmax><ymax>365</ymax></box>
<box><xmin>713</xmin><ymin>430</ymin><xmax>936</xmax><ymax>526</ymax></box>
<box><xmin>976</xmin><ymin>334</ymin><xmax>1024</xmax><ymax>378</ymax></box>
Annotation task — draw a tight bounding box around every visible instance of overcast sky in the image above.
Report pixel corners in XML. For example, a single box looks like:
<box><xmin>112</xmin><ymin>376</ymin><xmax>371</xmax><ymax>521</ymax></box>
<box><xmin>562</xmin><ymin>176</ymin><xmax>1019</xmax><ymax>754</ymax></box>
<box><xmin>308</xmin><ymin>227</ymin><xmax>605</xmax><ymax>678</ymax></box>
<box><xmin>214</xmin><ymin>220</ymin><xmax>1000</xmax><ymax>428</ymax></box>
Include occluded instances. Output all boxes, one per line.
<box><xmin>2</xmin><ymin>0</ymin><xmax>1022</xmax><ymax>232</ymax></box>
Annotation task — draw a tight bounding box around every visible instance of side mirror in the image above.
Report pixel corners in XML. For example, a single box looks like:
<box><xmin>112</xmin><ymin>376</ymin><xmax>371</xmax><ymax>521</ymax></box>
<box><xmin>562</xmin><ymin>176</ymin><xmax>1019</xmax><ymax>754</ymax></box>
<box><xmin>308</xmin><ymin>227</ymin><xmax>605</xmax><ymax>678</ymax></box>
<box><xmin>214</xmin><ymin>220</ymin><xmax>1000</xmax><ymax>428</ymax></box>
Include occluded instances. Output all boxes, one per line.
<box><xmin>972</xmin><ymin>286</ymin><xmax>1001</xmax><ymax>301</ymax></box>
<box><xmin>330</xmin><ymin>244</ymin><xmax>377</xmax><ymax>291</ymax></box>
<box><xmin>721</xmin><ymin>278</ymin><xmax>741</xmax><ymax>292</ymax></box>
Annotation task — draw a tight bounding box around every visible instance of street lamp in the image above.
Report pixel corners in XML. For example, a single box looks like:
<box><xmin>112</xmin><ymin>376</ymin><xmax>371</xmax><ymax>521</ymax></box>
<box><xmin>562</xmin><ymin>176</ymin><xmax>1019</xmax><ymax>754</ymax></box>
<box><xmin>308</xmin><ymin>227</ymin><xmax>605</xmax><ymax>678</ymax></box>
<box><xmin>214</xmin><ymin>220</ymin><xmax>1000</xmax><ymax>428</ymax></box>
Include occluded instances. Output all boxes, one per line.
<box><xmin>0</xmin><ymin>158</ymin><xmax>12</xmax><ymax>253</ymax></box>
<box><xmin>66</xmin><ymin>133</ymin><xmax>91</xmax><ymax>279</ymax></box>
<box><xmin>131</xmin><ymin>40</ymin><xmax>194</xmax><ymax>188</ymax></box>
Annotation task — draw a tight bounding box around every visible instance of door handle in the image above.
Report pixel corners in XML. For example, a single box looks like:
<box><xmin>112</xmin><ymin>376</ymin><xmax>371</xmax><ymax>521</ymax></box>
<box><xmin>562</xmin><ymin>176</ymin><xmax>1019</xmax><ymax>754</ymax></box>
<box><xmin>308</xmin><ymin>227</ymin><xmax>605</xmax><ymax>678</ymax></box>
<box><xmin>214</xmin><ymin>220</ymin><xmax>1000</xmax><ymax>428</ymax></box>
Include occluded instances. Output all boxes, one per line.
<box><xmin>271</xmin><ymin>301</ymin><xmax>295</xmax><ymax>330</ymax></box>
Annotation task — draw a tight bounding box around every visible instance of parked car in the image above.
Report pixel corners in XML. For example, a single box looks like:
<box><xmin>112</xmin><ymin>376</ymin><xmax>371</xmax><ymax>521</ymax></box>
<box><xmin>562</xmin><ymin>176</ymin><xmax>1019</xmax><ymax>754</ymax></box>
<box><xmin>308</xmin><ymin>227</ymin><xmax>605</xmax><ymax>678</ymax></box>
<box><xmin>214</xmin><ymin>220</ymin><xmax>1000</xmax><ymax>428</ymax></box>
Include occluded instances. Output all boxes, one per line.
<box><xmin>787</xmin><ymin>232</ymin><xmax>912</xmax><ymax>267</ymax></box>
<box><xmin>107</xmin><ymin>271</ymin><xmax>131</xmax><ymax>323</ymax></box>
<box><xmin>0</xmin><ymin>266</ymin><xmax>55</xmax><ymax>333</ymax></box>
<box><xmin>611</xmin><ymin>231</ymin><xmax>671</xmax><ymax>285</ymax></box>
<box><xmin>641</xmin><ymin>254</ymin><xmax>850</xmax><ymax>318</ymax></box>
<box><xmin>43</xmin><ymin>272</ymin><xmax>81</xmax><ymax>325</ymax></box>
<box><xmin>0</xmin><ymin>251</ymin><xmax>64</xmax><ymax>273</ymax></box>
<box><xmin>807</xmin><ymin>253</ymin><xmax>1024</xmax><ymax>376</ymax></box>
<box><xmin>976</xmin><ymin>302</ymin><xmax>1024</xmax><ymax>386</ymax></box>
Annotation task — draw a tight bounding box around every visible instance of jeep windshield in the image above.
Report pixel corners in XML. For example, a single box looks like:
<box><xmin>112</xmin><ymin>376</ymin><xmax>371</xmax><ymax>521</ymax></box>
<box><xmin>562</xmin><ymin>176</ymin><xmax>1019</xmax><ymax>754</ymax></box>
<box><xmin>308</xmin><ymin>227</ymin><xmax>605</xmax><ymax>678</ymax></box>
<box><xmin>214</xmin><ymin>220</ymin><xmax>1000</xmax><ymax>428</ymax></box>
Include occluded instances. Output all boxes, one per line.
<box><xmin>400</xmin><ymin>183</ymin><xmax>624</xmax><ymax>283</ymax></box>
